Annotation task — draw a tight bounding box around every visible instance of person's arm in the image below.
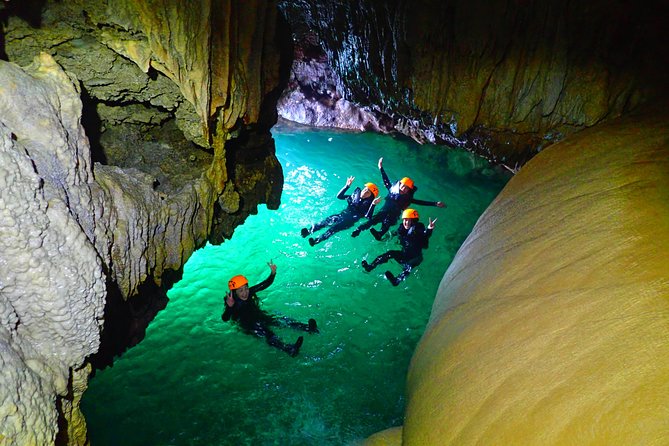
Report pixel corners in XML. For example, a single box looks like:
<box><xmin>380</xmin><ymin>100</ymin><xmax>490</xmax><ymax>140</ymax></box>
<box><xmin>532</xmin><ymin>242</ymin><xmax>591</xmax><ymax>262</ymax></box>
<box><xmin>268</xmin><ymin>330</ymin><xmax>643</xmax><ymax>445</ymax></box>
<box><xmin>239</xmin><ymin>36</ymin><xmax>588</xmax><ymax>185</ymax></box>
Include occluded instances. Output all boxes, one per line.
<box><xmin>426</xmin><ymin>217</ymin><xmax>437</xmax><ymax>237</ymax></box>
<box><xmin>336</xmin><ymin>176</ymin><xmax>355</xmax><ymax>199</ymax></box>
<box><xmin>364</xmin><ymin>196</ymin><xmax>382</xmax><ymax>218</ymax></box>
<box><xmin>249</xmin><ymin>260</ymin><xmax>277</xmax><ymax>294</ymax></box>
<box><xmin>411</xmin><ymin>197</ymin><xmax>446</xmax><ymax>208</ymax></box>
<box><xmin>378</xmin><ymin>158</ymin><xmax>392</xmax><ymax>190</ymax></box>
<box><xmin>221</xmin><ymin>292</ymin><xmax>234</xmax><ymax>321</ymax></box>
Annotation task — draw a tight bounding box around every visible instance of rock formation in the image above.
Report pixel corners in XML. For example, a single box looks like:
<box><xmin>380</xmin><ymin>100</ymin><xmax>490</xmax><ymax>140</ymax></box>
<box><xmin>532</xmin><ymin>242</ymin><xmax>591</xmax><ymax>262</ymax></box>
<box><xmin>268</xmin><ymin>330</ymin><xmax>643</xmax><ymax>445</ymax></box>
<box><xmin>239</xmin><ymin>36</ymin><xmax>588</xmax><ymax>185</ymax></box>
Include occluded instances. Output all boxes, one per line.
<box><xmin>394</xmin><ymin>106</ymin><xmax>669</xmax><ymax>445</ymax></box>
<box><xmin>1</xmin><ymin>0</ymin><xmax>668</xmax><ymax>444</ymax></box>
<box><xmin>280</xmin><ymin>0</ymin><xmax>668</xmax><ymax>169</ymax></box>
<box><xmin>276</xmin><ymin>31</ymin><xmax>392</xmax><ymax>132</ymax></box>
<box><xmin>0</xmin><ymin>0</ymin><xmax>289</xmax><ymax>444</ymax></box>
<box><xmin>276</xmin><ymin>1</ymin><xmax>669</xmax><ymax>443</ymax></box>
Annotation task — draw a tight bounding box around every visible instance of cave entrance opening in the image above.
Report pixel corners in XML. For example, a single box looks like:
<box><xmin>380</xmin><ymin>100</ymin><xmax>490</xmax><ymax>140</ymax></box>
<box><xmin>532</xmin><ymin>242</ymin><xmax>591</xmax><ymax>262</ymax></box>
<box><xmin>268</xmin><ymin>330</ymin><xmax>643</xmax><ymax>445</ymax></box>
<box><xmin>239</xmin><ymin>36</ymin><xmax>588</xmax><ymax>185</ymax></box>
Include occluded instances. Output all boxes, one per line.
<box><xmin>82</xmin><ymin>122</ymin><xmax>510</xmax><ymax>445</ymax></box>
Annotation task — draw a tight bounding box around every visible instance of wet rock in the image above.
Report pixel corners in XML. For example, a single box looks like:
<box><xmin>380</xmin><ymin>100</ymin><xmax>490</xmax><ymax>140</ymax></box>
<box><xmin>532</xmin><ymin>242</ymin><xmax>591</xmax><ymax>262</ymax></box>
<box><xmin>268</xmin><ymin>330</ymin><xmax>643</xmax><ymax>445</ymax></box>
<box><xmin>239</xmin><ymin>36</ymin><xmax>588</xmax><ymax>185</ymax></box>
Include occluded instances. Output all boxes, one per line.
<box><xmin>280</xmin><ymin>0</ymin><xmax>669</xmax><ymax>168</ymax></box>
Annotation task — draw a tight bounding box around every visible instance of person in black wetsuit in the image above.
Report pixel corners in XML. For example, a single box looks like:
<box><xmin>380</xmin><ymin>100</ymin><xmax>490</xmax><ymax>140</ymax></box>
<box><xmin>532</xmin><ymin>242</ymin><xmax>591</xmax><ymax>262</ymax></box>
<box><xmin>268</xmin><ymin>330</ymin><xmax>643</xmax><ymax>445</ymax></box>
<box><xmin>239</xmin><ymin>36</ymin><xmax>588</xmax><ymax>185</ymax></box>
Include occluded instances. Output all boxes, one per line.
<box><xmin>352</xmin><ymin>157</ymin><xmax>444</xmax><ymax>241</ymax></box>
<box><xmin>361</xmin><ymin>208</ymin><xmax>436</xmax><ymax>286</ymax></box>
<box><xmin>301</xmin><ymin>176</ymin><xmax>381</xmax><ymax>246</ymax></box>
<box><xmin>222</xmin><ymin>260</ymin><xmax>318</xmax><ymax>357</ymax></box>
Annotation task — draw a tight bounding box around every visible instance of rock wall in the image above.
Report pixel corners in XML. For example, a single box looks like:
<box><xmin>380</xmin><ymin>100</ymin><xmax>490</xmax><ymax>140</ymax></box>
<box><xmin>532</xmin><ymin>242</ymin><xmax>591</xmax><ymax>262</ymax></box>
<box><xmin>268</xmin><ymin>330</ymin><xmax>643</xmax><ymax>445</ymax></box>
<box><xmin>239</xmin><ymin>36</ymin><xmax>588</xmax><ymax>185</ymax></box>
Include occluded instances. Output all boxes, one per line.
<box><xmin>0</xmin><ymin>54</ymin><xmax>106</xmax><ymax>446</ymax></box>
<box><xmin>392</xmin><ymin>108</ymin><xmax>669</xmax><ymax>444</ymax></box>
<box><xmin>0</xmin><ymin>1</ymin><xmax>290</xmax><ymax>444</ymax></box>
<box><xmin>276</xmin><ymin>32</ymin><xmax>392</xmax><ymax>132</ymax></box>
<box><xmin>280</xmin><ymin>0</ymin><xmax>669</xmax><ymax>168</ymax></box>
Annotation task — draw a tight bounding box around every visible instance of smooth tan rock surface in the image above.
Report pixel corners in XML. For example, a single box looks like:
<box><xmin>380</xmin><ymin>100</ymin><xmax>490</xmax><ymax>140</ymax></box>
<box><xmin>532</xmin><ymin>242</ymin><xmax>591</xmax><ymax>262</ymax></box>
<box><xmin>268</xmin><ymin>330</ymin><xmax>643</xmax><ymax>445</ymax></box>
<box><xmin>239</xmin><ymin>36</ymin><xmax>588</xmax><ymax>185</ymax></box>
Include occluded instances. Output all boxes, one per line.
<box><xmin>402</xmin><ymin>109</ymin><xmax>669</xmax><ymax>444</ymax></box>
<box><xmin>362</xmin><ymin>426</ymin><xmax>403</xmax><ymax>446</ymax></box>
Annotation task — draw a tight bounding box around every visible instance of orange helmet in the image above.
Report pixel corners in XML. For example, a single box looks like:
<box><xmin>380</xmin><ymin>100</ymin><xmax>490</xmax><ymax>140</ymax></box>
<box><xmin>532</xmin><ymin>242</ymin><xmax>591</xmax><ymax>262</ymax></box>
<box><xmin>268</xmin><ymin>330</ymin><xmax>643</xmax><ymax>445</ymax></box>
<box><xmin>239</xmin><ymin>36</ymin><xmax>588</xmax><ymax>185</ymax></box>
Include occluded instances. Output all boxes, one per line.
<box><xmin>402</xmin><ymin>208</ymin><xmax>419</xmax><ymax>220</ymax></box>
<box><xmin>228</xmin><ymin>275</ymin><xmax>248</xmax><ymax>290</ymax></box>
<box><xmin>400</xmin><ymin>177</ymin><xmax>414</xmax><ymax>189</ymax></box>
<box><xmin>364</xmin><ymin>182</ymin><xmax>379</xmax><ymax>198</ymax></box>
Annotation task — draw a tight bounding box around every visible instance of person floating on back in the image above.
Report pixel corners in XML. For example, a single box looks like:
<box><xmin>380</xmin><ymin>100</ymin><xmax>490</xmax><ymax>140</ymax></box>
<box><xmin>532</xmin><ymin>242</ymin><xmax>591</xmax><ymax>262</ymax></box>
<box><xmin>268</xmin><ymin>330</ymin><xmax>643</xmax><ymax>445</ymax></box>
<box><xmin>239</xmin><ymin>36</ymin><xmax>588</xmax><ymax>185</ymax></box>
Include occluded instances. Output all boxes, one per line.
<box><xmin>352</xmin><ymin>157</ymin><xmax>444</xmax><ymax>240</ymax></box>
<box><xmin>301</xmin><ymin>176</ymin><xmax>381</xmax><ymax>246</ymax></box>
<box><xmin>222</xmin><ymin>260</ymin><xmax>319</xmax><ymax>357</ymax></box>
<box><xmin>361</xmin><ymin>208</ymin><xmax>436</xmax><ymax>286</ymax></box>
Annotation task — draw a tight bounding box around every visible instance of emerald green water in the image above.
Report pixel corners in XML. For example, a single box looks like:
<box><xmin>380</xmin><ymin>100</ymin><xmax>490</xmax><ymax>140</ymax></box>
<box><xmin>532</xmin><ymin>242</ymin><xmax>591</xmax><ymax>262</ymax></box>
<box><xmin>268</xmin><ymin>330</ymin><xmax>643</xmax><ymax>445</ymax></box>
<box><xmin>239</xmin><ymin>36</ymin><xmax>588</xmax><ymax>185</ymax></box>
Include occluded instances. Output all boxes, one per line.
<box><xmin>82</xmin><ymin>122</ymin><xmax>509</xmax><ymax>446</ymax></box>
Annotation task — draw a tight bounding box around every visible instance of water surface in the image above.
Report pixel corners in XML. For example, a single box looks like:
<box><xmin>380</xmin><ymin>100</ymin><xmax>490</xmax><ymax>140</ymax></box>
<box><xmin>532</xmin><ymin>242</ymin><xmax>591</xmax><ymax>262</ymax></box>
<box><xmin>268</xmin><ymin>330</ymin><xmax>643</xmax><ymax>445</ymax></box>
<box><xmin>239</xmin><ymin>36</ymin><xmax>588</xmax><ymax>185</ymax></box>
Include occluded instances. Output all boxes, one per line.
<box><xmin>82</xmin><ymin>122</ymin><xmax>509</xmax><ymax>445</ymax></box>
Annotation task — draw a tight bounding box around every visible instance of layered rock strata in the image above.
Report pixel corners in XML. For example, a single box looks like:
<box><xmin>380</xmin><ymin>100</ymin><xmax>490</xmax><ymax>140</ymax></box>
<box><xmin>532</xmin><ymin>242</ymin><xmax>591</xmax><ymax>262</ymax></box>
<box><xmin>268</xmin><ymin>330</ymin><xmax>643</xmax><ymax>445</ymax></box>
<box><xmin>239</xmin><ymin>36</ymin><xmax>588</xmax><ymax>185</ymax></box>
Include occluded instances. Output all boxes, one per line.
<box><xmin>0</xmin><ymin>0</ymin><xmax>289</xmax><ymax>444</ymax></box>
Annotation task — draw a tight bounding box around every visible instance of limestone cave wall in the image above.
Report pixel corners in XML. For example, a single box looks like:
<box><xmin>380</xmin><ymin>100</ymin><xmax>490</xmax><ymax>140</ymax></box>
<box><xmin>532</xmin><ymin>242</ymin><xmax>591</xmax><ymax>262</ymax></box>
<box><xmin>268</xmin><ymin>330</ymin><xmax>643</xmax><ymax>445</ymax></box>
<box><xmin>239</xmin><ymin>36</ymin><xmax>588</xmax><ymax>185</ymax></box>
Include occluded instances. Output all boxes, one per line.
<box><xmin>1</xmin><ymin>0</ymin><xmax>667</xmax><ymax>445</ymax></box>
<box><xmin>0</xmin><ymin>1</ymin><xmax>290</xmax><ymax>444</ymax></box>
<box><xmin>280</xmin><ymin>0</ymin><xmax>669</xmax><ymax>168</ymax></box>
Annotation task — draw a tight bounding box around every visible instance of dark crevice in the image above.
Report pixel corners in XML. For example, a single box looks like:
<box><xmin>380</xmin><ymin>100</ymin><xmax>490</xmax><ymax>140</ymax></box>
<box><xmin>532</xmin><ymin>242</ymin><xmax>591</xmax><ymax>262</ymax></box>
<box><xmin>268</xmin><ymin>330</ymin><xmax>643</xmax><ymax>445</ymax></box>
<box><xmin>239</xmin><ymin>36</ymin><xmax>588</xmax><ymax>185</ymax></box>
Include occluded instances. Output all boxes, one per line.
<box><xmin>54</xmin><ymin>390</ymin><xmax>70</xmax><ymax>446</ymax></box>
<box><xmin>87</xmin><ymin>271</ymin><xmax>183</xmax><ymax>372</ymax></box>
<box><xmin>80</xmin><ymin>86</ymin><xmax>105</xmax><ymax>164</ymax></box>
<box><xmin>1</xmin><ymin>0</ymin><xmax>46</xmax><ymax>28</ymax></box>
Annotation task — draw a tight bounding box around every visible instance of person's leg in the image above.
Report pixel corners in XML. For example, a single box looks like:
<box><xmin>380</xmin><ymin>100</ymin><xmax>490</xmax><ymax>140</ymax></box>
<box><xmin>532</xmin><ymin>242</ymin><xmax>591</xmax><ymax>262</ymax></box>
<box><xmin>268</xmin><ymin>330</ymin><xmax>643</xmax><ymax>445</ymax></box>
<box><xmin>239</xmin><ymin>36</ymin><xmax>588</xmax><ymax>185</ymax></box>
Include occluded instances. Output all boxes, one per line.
<box><xmin>276</xmin><ymin>316</ymin><xmax>319</xmax><ymax>333</ymax></box>
<box><xmin>252</xmin><ymin>322</ymin><xmax>304</xmax><ymax>356</ymax></box>
<box><xmin>310</xmin><ymin>215</ymin><xmax>356</xmax><ymax>245</ymax></box>
<box><xmin>362</xmin><ymin>250</ymin><xmax>402</xmax><ymax>271</ymax></box>
<box><xmin>303</xmin><ymin>213</ymin><xmax>342</xmax><ymax>237</ymax></box>
<box><xmin>385</xmin><ymin>255</ymin><xmax>422</xmax><ymax>286</ymax></box>
<box><xmin>352</xmin><ymin>211</ymin><xmax>385</xmax><ymax>237</ymax></box>
<box><xmin>371</xmin><ymin>210</ymin><xmax>400</xmax><ymax>240</ymax></box>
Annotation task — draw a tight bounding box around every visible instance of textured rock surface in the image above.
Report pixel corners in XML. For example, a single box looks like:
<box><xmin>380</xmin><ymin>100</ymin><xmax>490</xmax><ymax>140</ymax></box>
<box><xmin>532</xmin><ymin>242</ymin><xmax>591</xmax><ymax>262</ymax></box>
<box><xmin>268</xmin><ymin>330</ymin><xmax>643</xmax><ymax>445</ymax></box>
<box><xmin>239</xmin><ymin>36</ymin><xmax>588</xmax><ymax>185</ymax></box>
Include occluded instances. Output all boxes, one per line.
<box><xmin>0</xmin><ymin>55</ymin><xmax>106</xmax><ymax>446</ymax></box>
<box><xmin>400</xmin><ymin>108</ymin><xmax>669</xmax><ymax>444</ymax></box>
<box><xmin>0</xmin><ymin>0</ymin><xmax>289</xmax><ymax>444</ymax></box>
<box><xmin>280</xmin><ymin>0</ymin><xmax>668</xmax><ymax>168</ymax></box>
<box><xmin>276</xmin><ymin>33</ymin><xmax>391</xmax><ymax>132</ymax></box>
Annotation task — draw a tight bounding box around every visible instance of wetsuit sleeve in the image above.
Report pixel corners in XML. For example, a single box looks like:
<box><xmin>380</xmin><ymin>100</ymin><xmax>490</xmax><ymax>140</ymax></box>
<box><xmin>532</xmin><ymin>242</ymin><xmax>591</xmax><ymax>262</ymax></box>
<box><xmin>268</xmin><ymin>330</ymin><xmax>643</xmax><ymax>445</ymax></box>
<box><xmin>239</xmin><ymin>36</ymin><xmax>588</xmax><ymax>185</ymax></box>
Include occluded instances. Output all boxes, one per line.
<box><xmin>249</xmin><ymin>271</ymin><xmax>276</xmax><ymax>295</ymax></box>
<box><xmin>411</xmin><ymin>197</ymin><xmax>442</xmax><ymax>206</ymax></box>
<box><xmin>380</xmin><ymin>166</ymin><xmax>392</xmax><ymax>190</ymax></box>
<box><xmin>221</xmin><ymin>304</ymin><xmax>232</xmax><ymax>321</ymax></box>
<box><xmin>364</xmin><ymin>202</ymin><xmax>376</xmax><ymax>219</ymax></box>
<box><xmin>336</xmin><ymin>184</ymin><xmax>351</xmax><ymax>200</ymax></box>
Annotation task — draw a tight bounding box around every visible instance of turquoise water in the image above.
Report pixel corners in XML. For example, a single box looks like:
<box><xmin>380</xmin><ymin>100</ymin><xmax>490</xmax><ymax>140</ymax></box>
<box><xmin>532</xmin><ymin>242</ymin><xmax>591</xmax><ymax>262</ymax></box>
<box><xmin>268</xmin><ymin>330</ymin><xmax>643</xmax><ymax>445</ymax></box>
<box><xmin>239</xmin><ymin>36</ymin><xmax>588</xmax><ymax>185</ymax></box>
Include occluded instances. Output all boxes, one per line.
<box><xmin>82</xmin><ymin>122</ymin><xmax>509</xmax><ymax>446</ymax></box>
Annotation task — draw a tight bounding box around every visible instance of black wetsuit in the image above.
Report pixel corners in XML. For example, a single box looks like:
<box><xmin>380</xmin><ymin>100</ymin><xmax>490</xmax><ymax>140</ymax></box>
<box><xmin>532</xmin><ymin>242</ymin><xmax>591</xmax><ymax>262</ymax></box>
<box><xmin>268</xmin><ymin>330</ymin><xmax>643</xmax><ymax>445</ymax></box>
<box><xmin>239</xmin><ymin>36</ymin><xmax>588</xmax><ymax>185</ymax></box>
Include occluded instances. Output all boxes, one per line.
<box><xmin>362</xmin><ymin>221</ymin><xmax>433</xmax><ymax>285</ymax></box>
<box><xmin>354</xmin><ymin>167</ymin><xmax>440</xmax><ymax>239</ymax></box>
<box><xmin>221</xmin><ymin>272</ymin><xmax>313</xmax><ymax>354</ymax></box>
<box><xmin>306</xmin><ymin>184</ymin><xmax>376</xmax><ymax>245</ymax></box>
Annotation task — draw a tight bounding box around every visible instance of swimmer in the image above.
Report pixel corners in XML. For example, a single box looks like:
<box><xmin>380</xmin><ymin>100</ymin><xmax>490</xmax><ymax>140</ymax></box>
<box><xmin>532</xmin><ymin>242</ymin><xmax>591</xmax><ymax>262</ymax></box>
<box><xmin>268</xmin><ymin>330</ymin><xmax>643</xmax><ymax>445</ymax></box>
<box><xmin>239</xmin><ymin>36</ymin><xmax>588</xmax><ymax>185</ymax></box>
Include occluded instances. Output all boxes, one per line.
<box><xmin>301</xmin><ymin>176</ymin><xmax>381</xmax><ymax>246</ymax></box>
<box><xmin>222</xmin><ymin>260</ymin><xmax>318</xmax><ymax>356</ymax></box>
<box><xmin>361</xmin><ymin>209</ymin><xmax>436</xmax><ymax>286</ymax></box>
<box><xmin>352</xmin><ymin>157</ymin><xmax>444</xmax><ymax>240</ymax></box>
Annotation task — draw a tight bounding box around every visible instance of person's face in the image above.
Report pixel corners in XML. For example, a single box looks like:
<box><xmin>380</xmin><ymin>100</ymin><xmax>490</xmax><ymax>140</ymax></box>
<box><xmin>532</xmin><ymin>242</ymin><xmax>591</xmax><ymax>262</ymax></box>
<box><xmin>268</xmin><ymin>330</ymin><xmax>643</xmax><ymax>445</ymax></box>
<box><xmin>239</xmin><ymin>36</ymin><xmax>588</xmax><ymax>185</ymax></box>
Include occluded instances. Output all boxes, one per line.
<box><xmin>361</xmin><ymin>187</ymin><xmax>372</xmax><ymax>199</ymax></box>
<box><xmin>399</xmin><ymin>184</ymin><xmax>410</xmax><ymax>194</ymax></box>
<box><xmin>235</xmin><ymin>284</ymin><xmax>249</xmax><ymax>300</ymax></box>
<box><xmin>403</xmin><ymin>218</ymin><xmax>414</xmax><ymax>230</ymax></box>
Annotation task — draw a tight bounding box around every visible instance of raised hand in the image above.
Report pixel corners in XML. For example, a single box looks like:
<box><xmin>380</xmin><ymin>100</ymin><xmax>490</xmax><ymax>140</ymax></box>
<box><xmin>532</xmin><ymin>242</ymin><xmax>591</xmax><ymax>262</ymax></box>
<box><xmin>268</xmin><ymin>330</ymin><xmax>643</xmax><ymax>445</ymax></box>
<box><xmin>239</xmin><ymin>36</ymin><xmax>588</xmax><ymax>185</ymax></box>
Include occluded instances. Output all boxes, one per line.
<box><xmin>346</xmin><ymin>176</ymin><xmax>355</xmax><ymax>186</ymax></box>
<box><xmin>225</xmin><ymin>292</ymin><xmax>234</xmax><ymax>307</ymax></box>
<box><xmin>428</xmin><ymin>217</ymin><xmax>438</xmax><ymax>230</ymax></box>
<box><xmin>267</xmin><ymin>259</ymin><xmax>277</xmax><ymax>275</ymax></box>
<box><xmin>436</xmin><ymin>201</ymin><xmax>446</xmax><ymax>208</ymax></box>
<box><xmin>378</xmin><ymin>157</ymin><xmax>383</xmax><ymax>170</ymax></box>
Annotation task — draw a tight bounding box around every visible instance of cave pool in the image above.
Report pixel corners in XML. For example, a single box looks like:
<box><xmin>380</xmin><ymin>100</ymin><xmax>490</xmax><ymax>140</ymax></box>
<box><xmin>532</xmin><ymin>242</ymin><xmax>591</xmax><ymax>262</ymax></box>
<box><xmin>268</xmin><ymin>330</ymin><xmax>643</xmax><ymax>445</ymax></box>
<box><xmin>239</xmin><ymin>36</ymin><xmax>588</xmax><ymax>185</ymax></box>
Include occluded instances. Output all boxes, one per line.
<box><xmin>82</xmin><ymin>121</ymin><xmax>510</xmax><ymax>445</ymax></box>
